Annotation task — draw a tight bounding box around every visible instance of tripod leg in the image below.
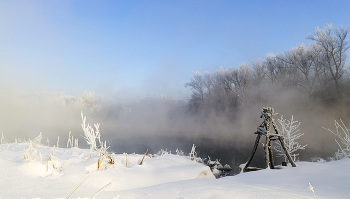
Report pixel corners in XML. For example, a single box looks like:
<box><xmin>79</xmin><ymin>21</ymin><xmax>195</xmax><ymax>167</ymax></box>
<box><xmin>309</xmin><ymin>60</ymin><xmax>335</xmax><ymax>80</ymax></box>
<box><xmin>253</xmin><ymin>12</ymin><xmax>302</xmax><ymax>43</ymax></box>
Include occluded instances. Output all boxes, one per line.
<box><xmin>264</xmin><ymin>136</ymin><xmax>270</xmax><ymax>169</ymax></box>
<box><xmin>243</xmin><ymin>133</ymin><xmax>261</xmax><ymax>172</ymax></box>
<box><xmin>268</xmin><ymin>138</ymin><xmax>275</xmax><ymax>169</ymax></box>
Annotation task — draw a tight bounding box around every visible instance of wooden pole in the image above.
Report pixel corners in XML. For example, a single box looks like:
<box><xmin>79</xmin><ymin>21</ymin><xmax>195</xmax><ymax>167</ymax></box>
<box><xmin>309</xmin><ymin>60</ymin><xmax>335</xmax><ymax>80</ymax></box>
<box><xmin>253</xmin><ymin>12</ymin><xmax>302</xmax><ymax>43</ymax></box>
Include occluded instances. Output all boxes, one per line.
<box><xmin>278</xmin><ymin>136</ymin><xmax>296</xmax><ymax>167</ymax></box>
<box><xmin>243</xmin><ymin>133</ymin><xmax>261</xmax><ymax>172</ymax></box>
<box><xmin>268</xmin><ymin>138</ymin><xmax>275</xmax><ymax>169</ymax></box>
<box><xmin>264</xmin><ymin>136</ymin><xmax>270</xmax><ymax>169</ymax></box>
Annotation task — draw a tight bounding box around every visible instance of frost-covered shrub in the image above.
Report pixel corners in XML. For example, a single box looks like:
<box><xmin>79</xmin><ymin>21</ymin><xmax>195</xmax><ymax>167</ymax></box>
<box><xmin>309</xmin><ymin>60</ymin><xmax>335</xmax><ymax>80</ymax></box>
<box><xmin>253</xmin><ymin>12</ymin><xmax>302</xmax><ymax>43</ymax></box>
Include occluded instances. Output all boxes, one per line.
<box><xmin>81</xmin><ymin>111</ymin><xmax>114</xmax><ymax>170</ymax></box>
<box><xmin>81</xmin><ymin>111</ymin><xmax>101</xmax><ymax>155</ymax></box>
<box><xmin>189</xmin><ymin>144</ymin><xmax>197</xmax><ymax>161</ymax></box>
<box><xmin>310</xmin><ymin>156</ymin><xmax>325</xmax><ymax>163</ymax></box>
<box><xmin>97</xmin><ymin>141</ymin><xmax>114</xmax><ymax>170</ymax></box>
<box><xmin>176</xmin><ymin>148</ymin><xmax>185</xmax><ymax>156</ymax></box>
<box><xmin>206</xmin><ymin>156</ymin><xmax>231</xmax><ymax>178</ymax></box>
<box><xmin>273</xmin><ymin>115</ymin><xmax>307</xmax><ymax>162</ymax></box>
<box><xmin>327</xmin><ymin>149</ymin><xmax>348</xmax><ymax>161</ymax></box>
<box><xmin>155</xmin><ymin>149</ymin><xmax>168</xmax><ymax>160</ymax></box>
<box><xmin>322</xmin><ymin>119</ymin><xmax>350</xmax><ymax>158</ymax></box>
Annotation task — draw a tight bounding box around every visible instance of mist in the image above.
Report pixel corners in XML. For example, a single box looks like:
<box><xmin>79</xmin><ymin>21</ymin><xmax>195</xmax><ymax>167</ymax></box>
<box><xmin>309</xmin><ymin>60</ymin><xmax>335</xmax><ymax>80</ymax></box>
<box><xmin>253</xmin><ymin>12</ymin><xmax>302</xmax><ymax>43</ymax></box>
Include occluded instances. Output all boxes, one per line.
<box><xmin>0</xmin><ymin>85</ymin><xmax>346</xmax><ymax>174</ymax></box>
<box><xmin>1</xmin><ymin>25</ymin><xmax>349</xmax><ymax>175</ymax></box>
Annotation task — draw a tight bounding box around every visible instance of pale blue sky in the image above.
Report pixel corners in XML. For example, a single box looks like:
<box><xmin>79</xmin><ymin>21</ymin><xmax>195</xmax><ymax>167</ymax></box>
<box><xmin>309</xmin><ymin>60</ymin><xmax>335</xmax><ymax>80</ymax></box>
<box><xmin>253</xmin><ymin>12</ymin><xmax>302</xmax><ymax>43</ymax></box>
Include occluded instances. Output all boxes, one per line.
<box><xmin>1</xmin><ymin>0</ymin><xmax>349</xmax><ymax>99</ymax></box>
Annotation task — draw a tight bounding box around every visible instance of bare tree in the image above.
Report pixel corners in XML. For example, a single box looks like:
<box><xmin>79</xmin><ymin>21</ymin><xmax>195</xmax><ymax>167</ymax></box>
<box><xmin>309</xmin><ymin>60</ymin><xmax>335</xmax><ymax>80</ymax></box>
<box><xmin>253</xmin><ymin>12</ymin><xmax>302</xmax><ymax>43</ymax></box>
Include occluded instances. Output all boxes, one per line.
<box><xmin>185</xmin><ymin>71</ymin><xmax>205</xmax><ymax>111</ymax></box>
<box><xmin>307</xmin><ymin>24</ymin><xmax>349</xmax><ymax>94</ymax></box>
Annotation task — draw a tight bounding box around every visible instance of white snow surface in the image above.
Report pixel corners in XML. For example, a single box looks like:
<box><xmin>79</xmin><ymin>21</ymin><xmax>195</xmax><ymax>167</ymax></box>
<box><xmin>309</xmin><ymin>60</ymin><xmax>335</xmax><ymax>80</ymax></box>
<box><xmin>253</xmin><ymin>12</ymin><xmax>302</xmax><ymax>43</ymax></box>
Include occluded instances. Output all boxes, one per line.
<box><xmin>0</xmin><ymin>143</ymin><xmax>349</xmax><ymax>199</ymax></box>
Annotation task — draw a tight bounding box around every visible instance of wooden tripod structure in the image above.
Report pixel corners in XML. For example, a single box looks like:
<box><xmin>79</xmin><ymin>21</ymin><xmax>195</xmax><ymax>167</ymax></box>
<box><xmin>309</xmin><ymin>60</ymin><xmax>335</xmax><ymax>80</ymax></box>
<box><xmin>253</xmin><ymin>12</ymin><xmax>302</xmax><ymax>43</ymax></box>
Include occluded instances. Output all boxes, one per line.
<box><xmin>242</xmin><ymin>107</ymin><xmax>296</xmax><ymax>173</ymax></box>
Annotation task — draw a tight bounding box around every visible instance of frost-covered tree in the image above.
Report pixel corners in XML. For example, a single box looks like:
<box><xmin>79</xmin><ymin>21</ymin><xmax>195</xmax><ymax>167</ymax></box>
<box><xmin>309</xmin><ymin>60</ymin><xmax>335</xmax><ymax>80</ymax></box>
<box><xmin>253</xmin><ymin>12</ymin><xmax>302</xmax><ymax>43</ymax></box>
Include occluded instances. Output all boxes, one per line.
<box><xmin>307</xmin><ymin>24</ymin><xmax>349</xmax><ymax>93</ymax></box>
<box><xmin>322</xmin><ymin>119</ymin><xmax>350</xmax><ymax>158</ymax></box>
<box><xmin>273</xmin><ymin>115</ymin><xmax>307</xmax><ymax>162</ymax></box>
<box><xmin>185</xmin><ymin>25</ymin><xmax>349</xmax><ymax>115</ymax></box>
<box><xmin>185</xmin><ymin>71</ymin><xmax>205</xmax><ymax>112</ymax></box>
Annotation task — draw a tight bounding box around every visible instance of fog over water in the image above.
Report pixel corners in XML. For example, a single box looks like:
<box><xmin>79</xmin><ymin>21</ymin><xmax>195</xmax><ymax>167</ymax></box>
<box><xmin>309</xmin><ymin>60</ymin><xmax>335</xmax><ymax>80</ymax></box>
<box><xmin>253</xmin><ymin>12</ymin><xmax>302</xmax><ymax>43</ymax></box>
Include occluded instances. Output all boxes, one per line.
<box><xmin>1</xmin><ymin>81</ymin><xmax>347</xmax><ymax>174</ymax></box>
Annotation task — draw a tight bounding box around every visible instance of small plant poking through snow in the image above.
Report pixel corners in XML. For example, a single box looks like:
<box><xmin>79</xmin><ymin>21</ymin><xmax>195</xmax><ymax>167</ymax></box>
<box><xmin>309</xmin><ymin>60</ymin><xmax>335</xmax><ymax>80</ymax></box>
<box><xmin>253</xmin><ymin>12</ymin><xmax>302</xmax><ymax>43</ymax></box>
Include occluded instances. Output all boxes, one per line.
<box><xmin>1</xmin><ymin>133</ymin><xmax>6</xmax><ymax>144</ymax></box>
<box><xmin>53</xmin><ymin>145</ymin><xmax>56</xmax><ymax>156</ymax></box>
<box><xmin>67</xmin><ymin>131</ymin><xmax>73</xmax><ymax>149</ymax></box>
<box><xmin>189</xmin><ymin>144</ymin><xmax>197</xmax><ymax>161</ymax></box>
<box><xmin>322</xmin><ymin>119</ymin><xmax>350</xmax><ymax>158</ymax></box>
<box><xmin>24</xmin><ymin>140</ymin><xmax>38</xmax><ymax>161</ymax></box>
<box><xmin>74</xmin><ymin>138</ymin><xmax>79</xmax><ymax>148</ymax></box>
<box><xmin>273</xmin><ymin>115</ymin><xmax>307</xmax><ymax>162</ymax></box>
<box><xmin>309</xmin><ymin>183</ymin><xmax>317</xmax><ymax>198</ymax></box>
<box><xmin>43</xmin><ymin>155</ymin><xmax>57</xmax><ymax>172</ymax></box>
<box><xmin>176</xmin><ymin>148</ymin><xmax>185</xmax><ymax>156</ymax></box>
<box><xmin>97</xmin><ymin>141</ymin><xmax>114</xmax><ymax>170</ymax></box>
<box><xmin>156</xmin><ymin>149</ymin><xmax>168</xmax><ymax>161</ymax></box>
<box><xmin>139</xmin><ymin>149</ymin><xmax>148</xmax><ymax>165</ymax></box>
<box><xmin>33</xmin><ymin>132</ymin><xmax>42</xmax><ymax>147</ymax></box>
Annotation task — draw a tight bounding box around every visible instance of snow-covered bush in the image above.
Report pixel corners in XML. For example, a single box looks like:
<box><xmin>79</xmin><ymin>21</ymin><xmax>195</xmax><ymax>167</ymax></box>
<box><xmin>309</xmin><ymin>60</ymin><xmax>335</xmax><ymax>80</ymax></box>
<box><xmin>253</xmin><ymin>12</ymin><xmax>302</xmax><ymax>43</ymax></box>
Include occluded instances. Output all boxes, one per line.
<box><xmin>310</xmin><ymin>156</ymin><xmax>325</xmax><ymax>163</ymax></box>
<box><xmin>176</xmin><ymin>148</ymin><xmax>185</xmax><ymax>156</ymax></box>
<box><xmin>155</xmin><ymin>149</ymin><xmax>168</xmax><ymax>160</ymax></box>
<box><xmin>189</xmin><ymin>144</ymin><xmax>197</xmax><ymax>161</ymax></box>
<box><xmin>206</xmin><ymin>156</ymin><xmax>232</xmax><ymax>178</ymax></box>
<box><xmin>97</xmin><ymin>141</ymin><xmax>114</xmax><ymax>170</ymax></box>
<box><xmin>322</xmin><ymin>119</ymin><xmax>350</xmax><ymax>158</ymax></box>
<box><xmin>273</xmin><ymin>115</ymin><xmax>307</xmax><ymax>162</ymax></box>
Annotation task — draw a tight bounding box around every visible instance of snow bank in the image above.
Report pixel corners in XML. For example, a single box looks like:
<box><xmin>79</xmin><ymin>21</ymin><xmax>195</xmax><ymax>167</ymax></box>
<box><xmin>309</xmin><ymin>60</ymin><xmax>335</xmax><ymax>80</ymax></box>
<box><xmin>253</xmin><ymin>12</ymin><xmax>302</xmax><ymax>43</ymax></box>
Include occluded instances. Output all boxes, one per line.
<box><xmin>0</xmin><ymin>143</ymin><xmax>213</xmax><ymax>199</ymax></box>
<box><xmin>1</xmin><ymin>143</ymin><xmax>349</xmax><ymax>199</ymax></box>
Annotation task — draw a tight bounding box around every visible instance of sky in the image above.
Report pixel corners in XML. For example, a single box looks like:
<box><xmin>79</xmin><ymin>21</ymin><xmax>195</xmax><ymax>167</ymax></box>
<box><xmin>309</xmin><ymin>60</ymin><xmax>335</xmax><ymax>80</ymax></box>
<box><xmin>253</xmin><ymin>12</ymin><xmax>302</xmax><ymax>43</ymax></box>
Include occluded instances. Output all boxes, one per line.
<box><xmin>0</xmin><ymin>0</ymin><xmax>349</xmax><ymax>100</ymax></box>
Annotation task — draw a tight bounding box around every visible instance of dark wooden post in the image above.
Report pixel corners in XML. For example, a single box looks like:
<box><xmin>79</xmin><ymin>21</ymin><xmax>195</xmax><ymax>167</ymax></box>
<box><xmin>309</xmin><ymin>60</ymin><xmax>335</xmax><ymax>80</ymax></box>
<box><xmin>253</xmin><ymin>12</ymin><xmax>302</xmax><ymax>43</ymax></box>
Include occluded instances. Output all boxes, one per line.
<box><xmin>243</xmin><ymin>133</ymin><xmax>261</xmax><ymax>172</ymax></box>
<box><xmin>268</xmin><ymin>138</ymin><xmax>275</xmax><ymax>169</ymax></box>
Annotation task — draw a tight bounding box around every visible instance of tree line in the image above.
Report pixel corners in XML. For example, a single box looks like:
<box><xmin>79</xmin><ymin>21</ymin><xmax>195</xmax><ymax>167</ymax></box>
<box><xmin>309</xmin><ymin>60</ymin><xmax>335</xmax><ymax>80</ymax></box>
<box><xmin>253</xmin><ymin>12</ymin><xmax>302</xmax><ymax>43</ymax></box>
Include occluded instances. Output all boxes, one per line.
<box><xmin>185</xmin><ymin>25</ymin><xmax>349</xmax><ymax>114</ymax></box>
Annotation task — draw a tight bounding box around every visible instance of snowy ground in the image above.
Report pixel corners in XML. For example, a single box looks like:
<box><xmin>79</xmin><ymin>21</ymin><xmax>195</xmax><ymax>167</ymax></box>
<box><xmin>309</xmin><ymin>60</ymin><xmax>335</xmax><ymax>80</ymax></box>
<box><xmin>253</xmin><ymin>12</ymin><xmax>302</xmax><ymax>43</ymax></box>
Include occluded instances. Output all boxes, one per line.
<box><xmin>0</xmin><ymin>143</ymin><xmax>349</xmax><ymax>199</ymax></box>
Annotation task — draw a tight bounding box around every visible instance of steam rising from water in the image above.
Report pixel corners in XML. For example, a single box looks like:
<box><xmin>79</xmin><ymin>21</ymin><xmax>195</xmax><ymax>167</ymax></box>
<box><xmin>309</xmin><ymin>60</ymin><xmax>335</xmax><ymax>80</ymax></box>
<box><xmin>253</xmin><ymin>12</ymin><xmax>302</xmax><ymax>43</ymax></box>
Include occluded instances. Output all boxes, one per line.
<box><xmin>0</xmin><ymin>85</ymin><xmax>347</xmax><ymax>172</ymax></box>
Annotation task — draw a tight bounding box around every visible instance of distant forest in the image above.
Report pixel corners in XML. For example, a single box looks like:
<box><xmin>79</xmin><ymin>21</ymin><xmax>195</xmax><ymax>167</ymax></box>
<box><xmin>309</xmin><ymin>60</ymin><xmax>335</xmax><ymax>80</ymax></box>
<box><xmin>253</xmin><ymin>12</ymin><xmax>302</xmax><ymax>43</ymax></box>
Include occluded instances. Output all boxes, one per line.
<box><xmin>185</xmin><ymin>25</ymin><xmax>349</xmax><ymax>116</ymax></box>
